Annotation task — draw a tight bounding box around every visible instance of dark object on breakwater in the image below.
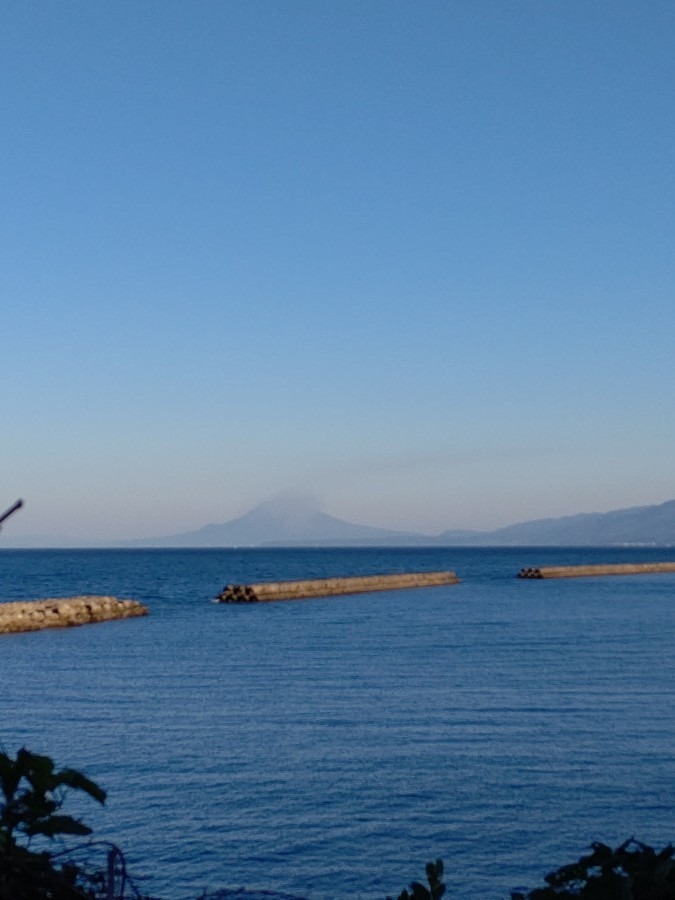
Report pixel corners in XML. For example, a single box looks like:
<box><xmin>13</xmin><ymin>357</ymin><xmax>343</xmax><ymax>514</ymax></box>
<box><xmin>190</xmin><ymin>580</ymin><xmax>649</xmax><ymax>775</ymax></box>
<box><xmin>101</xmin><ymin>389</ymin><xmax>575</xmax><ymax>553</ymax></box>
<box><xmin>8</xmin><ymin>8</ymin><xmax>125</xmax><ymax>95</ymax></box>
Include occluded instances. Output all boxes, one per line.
<box><xmin>0</xmin><ymin>498</ymin><xmax>23</xmax><ymax>530</ymax></box>
<box><xmin>215</xmin><ymin>571</ymin><xmax>460</xmax><ymax>603</ymax></box>
<box><xmin>517</xmin><ymin>562</ymin><xmax>675</xmax><ymax>579</ymax></box>
<box><xmin>0</xmin><ymin>596</ymin><xmax>148</xmax><ymax>634</ymax></box>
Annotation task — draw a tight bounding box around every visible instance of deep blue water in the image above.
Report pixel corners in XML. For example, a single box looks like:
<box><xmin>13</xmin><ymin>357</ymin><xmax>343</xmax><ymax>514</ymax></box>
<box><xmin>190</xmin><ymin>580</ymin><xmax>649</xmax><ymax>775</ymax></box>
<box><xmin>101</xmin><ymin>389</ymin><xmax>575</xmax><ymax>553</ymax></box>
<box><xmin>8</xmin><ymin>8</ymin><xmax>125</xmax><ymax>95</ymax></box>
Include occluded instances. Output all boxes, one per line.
<box><xmin>2</xmin><ymin>546</ymin><xmax>675</xmax><ymax>899</ymax></box>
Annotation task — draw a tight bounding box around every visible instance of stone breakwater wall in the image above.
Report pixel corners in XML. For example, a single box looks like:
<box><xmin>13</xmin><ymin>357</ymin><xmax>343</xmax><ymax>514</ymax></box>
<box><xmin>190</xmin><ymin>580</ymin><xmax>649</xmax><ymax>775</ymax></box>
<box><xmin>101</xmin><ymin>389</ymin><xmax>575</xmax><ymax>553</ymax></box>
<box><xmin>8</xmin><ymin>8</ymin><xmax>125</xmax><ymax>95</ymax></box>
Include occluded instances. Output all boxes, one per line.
<box><xmin>0</xmin><ymin>596</ymin><xmax>148</xmax><ymax>634</ymax></box>
<box><xmin>518</xmin><ymin>562</ymin><xmax>675</xmax><ymax>580</ymax></box>
<box><xmin>215</xmin><ymin>571</ymin><xmax>460</xmax><ymax>603</ymax></box>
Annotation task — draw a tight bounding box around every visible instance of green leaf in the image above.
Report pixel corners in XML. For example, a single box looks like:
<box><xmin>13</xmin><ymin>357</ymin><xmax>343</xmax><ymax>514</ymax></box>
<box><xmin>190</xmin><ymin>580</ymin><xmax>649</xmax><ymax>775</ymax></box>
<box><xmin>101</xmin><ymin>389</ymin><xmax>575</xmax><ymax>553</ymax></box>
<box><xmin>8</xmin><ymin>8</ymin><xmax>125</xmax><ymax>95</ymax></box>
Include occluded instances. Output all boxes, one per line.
<box><xmin>26</xmin><ymin>814</ymin><xmax>93</xmax><ymax>838</ymax></box>
<box><xmin>18</xmin><ymin>748</ymin><xmax>58</xmax><ymax>794</ymax></box>
<box><xmin>57</xmin><ymin>768</ymin><xmax>107</xmax><ymax>805</ymax></box>
<box><xmin>0</xmin><ymin>751</ymin><xmax>22</xmax><ymax>801</ymax></box>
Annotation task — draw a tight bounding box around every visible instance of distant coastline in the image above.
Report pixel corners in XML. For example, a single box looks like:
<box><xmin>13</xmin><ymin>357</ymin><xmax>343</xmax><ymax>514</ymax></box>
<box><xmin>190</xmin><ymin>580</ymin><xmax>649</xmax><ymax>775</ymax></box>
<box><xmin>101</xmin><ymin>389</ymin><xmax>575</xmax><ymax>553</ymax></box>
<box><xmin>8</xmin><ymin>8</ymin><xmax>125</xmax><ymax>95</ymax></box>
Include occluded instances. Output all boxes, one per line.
<box><xmin>4</xmin><ymin>497</ymin><xmax>675</xmax><ymax>550</ymax></box>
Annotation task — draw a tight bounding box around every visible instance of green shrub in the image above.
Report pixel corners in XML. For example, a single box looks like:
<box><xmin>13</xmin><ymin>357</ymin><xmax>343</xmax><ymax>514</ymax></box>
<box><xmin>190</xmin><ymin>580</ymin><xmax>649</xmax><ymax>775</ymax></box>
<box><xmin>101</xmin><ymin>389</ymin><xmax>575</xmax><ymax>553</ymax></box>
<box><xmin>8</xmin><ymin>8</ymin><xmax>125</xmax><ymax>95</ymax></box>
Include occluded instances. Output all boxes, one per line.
<box><xmin>512</xmin><ymin>839</ymin><xmax>675</xmax><ymax>899</ymax></box>
<box><xmin>0</xmin><ymin>746</ymin><xmax>144</xmax><ymax>899</ymax></box>
<box><xmin>390</xmin><ymin>858</ymin><xmax>446</xmax><ymax>900</ymax></box>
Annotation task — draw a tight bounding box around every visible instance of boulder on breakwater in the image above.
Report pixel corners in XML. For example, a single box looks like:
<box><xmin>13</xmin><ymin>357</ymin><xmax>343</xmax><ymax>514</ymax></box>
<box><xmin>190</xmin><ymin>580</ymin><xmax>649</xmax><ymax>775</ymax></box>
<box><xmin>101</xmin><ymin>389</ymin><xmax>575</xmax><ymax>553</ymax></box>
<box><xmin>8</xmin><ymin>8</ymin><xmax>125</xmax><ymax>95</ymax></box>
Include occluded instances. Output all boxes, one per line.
<box><xmin>517</xmin><ymin>562</ymin><xmax>675</xmax><ymax>579</ymax></box>
<box><xmin>215</xmin><ymin>570</ymin><xmax>460</xmax><ymax>603</ymax></box>
<box><xmin>0</xmin><ymin>596</ymin><xmax>148</xmax><ymax>634</ymax></box>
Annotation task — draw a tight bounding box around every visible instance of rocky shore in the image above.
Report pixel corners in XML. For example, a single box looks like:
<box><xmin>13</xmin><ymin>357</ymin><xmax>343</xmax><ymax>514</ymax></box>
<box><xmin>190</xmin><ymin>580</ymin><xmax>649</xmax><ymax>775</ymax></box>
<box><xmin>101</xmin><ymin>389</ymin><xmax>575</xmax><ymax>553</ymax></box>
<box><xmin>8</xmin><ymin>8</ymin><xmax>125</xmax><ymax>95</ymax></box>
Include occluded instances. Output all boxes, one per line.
<box><xmin>0</xmin><ymin>596</ymin><xmax>148</xmax><ymax>634</ymax></box>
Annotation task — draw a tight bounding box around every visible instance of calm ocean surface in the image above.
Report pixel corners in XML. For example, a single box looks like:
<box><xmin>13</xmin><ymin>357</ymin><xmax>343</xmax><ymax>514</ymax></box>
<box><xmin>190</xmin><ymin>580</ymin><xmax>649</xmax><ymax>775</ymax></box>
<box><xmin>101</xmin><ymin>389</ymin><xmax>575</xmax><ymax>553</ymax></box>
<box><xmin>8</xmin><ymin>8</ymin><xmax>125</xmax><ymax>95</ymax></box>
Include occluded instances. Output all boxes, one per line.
<box><xmin>2</xmin><ymin>546</ymin><xmax>675</xmax><ymax>899</ymax></box>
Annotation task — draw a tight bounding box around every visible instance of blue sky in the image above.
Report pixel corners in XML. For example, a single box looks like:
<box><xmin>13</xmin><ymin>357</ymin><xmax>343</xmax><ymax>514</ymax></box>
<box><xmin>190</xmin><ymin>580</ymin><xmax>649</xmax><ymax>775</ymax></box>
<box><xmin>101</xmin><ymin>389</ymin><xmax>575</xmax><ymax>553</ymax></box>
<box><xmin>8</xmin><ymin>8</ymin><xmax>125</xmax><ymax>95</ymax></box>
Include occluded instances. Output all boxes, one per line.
<box><xmin>3</xmin><ymin>1</ymin><xmax>674</xmax><ymax>542</ymax></box>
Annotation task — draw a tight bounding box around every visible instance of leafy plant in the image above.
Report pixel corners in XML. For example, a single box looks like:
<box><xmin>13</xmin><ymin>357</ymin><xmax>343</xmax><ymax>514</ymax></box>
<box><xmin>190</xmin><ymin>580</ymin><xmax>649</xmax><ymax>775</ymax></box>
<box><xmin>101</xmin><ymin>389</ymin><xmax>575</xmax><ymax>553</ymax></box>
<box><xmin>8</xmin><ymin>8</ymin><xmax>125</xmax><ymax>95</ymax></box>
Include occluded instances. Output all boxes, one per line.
<box><xmin>511</xmin><ymin>839</ymin><xmax>675</xmax><ymax>899</ymax></box>
<box><xmin>0</xmin><ymin>745</ymin><xmax>116</xmax><ymax>899</ymax></box>
<box><xmin>390</xmin><ymin>858</ymin><xmax>446</xmax><ymax>900</ymax></box>
<box><xmin>0</xmin><ymin>746</ymin><xmax>105</xmax><ymax>847</ymax></box>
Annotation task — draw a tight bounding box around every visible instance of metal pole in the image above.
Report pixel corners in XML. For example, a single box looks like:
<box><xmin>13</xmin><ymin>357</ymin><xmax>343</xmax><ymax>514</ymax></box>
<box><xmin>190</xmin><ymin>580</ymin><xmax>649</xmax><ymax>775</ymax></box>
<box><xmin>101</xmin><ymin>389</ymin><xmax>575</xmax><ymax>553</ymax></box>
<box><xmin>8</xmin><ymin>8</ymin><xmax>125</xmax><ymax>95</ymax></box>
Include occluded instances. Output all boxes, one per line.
<box><xmin>0</xmin><ymin>499</ymin><xmax>23</xmax><ymax>529</ymax></box>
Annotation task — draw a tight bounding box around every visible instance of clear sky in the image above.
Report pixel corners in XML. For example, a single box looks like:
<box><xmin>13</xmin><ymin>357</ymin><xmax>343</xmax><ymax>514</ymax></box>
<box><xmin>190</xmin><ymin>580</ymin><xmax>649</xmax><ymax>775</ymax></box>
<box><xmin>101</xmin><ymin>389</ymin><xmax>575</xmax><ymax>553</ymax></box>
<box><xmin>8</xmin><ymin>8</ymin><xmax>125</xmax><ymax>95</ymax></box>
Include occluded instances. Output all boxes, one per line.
<box><xmin>3</xmin><ymin>0</ymin><xmax>675</xmax><ymax>542</ymax></box>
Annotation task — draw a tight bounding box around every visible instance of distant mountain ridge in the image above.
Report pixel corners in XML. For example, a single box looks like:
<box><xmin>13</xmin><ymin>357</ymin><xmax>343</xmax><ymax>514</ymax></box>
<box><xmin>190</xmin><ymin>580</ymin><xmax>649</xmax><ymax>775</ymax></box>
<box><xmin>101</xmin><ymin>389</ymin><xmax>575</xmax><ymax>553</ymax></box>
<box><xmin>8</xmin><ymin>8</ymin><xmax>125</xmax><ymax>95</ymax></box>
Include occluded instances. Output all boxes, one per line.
<box><xmin>437</xmin><ymin>498</ymin><xmax>675</xmax><ymax>546</ymax></box>
<box><xmin>123</xmin><ymin>496</ymin><xmax>675</xmax><ymax>548</ymax></box>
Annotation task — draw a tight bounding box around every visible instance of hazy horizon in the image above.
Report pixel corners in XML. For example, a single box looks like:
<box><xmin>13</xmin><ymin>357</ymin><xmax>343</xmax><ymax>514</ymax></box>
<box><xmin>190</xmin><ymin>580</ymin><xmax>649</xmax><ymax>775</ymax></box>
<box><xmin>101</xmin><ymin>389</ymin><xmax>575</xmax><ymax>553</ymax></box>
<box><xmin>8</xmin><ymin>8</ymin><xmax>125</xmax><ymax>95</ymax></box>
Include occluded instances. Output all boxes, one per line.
<box><xmin>2</xmin><ymin>491</ymin><xmax>674</xmax><ymax>548</ymax></box>
<box><xmin>4</xmin><ymin>2</ymin><xmax>674</xmax><ymax>543</ymax></box>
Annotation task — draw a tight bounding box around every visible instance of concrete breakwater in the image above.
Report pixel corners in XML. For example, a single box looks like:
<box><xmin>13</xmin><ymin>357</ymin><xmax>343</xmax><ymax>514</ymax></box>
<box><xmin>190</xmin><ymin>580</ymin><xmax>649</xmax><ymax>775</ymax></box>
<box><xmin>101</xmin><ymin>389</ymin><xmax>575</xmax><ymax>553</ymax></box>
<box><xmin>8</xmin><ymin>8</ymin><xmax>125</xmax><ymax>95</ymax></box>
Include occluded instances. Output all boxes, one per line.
<box><xmin>215</xmin><ymin>571</ymin><xmax>459</xmax><ymax>603</ymax></box>
<box><xmin>0</xmin><ymin>596</ymin><xmax>148</xmax><ymax>634</ymax></box>
<box><xmin>518</xmin><ymin>562</ymin><xmax>675</xmax><ymax>580</ymax></box>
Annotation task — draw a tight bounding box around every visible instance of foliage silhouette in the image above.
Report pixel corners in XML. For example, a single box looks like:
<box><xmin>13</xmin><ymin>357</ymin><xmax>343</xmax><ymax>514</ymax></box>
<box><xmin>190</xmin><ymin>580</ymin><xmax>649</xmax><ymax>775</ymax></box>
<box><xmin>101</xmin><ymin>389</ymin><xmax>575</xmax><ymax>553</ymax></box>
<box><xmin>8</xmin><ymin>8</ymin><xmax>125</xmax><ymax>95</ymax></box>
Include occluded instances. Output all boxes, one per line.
<box><xmin>0</xmin><ymin>746</ymin><xmax>152</xmax><ymax>899</ymax></box>
<box><xmin>511</xmin><ymin>839</ymin><xmax>675</xmax><ymax>899</ymax></box>
<box><xmin>389</xmin><ymin>858</ymin><xmax>446</xmax><ymax>900</ymax></box>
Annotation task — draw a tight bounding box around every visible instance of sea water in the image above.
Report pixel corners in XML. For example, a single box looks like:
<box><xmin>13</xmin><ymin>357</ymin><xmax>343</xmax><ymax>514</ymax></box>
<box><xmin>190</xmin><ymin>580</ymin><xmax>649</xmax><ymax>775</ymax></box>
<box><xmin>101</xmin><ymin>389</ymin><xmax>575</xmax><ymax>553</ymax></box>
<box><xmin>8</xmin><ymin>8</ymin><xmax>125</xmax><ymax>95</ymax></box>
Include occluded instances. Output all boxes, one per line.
<box><xmin>1</xmin><ymin>546</ymin><xmax>675</xmax><ymax>899</ymax></box>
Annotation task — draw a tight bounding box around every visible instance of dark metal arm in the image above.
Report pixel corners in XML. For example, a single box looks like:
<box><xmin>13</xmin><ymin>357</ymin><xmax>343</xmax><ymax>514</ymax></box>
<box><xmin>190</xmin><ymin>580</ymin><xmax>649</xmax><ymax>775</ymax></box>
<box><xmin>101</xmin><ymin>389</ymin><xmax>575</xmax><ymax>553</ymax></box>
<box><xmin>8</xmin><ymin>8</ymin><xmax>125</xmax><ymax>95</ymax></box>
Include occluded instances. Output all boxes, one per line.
<box><xmin>0</xmin><ymin>499</ymin><xmax>24</xmax><ymax>528</ymax></box>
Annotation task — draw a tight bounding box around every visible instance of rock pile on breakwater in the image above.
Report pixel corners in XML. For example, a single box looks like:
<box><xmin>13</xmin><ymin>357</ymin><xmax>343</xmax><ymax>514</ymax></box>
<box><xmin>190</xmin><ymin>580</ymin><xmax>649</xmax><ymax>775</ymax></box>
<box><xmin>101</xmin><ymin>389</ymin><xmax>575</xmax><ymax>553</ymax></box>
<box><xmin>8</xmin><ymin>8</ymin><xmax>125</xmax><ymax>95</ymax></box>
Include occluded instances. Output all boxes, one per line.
<box><xmin>0</xmin><ymin>596</ymin><xmax>148</xmax><ymax>635</ymax></box>
<box><xmin>215</xmin><ymin>571</ymin><xmax>460</xmax><ymax>603</ymax></box>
